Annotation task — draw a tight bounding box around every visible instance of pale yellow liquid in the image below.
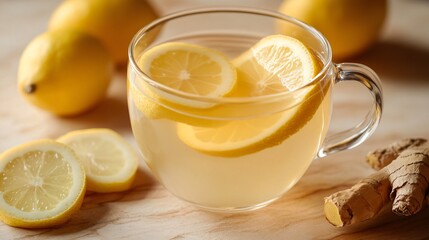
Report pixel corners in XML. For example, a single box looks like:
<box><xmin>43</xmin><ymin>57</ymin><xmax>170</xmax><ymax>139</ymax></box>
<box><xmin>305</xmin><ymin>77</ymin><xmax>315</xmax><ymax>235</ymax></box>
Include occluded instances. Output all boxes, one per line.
<box><xmin>129</xmin><ymin>34</ymin><xmax>333</xmax><ymax>211</ymax></box>
<box><xmin>129</xmin><ymin>87</ymin><xmax>332</xmax><ymax>211</ymax></box>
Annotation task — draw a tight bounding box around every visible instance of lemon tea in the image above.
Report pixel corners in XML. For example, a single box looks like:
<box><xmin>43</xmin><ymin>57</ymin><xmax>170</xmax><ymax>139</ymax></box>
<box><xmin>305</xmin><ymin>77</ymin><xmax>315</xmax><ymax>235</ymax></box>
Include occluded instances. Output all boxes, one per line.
<box><xmin>128</xmin><ymin>8</ymin><xmax>382</xmax><ymax>212</ymax></box>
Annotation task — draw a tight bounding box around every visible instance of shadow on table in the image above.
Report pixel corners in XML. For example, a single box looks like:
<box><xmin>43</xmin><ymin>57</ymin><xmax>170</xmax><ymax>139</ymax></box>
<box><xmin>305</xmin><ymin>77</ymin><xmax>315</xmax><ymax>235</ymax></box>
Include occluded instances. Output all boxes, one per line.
<box><xmin>24</xmin><ymin>168</ymin><xmax>157</xmax><ymax>237</ymax></box>
<box><xmin>210</xmin><ymin>195</ymin><xmax>429</xmax><ymax>239</ymax></box>
<box><xmin>198</xmin><ymin>168</ymin><xmax>429</xmax><ymax>239</ymax></box>
<box><xmin>336</xmin><ymin>206</ymin><xmax>429</xmax><ymax>239</ymax></box>
<box><xmin>350</xmin><ymin>40</ymin><xmax>429</xmax><ymax>85</ymax></box>
<box><xmin>59</xmin><ymin>90</ymin><xmax>131</xmax><ymax>132</ymax></box>
<box><xmin>83</xmin><ymin>96</ymin><xmax>130</xmax><ymax>131</ymax></box>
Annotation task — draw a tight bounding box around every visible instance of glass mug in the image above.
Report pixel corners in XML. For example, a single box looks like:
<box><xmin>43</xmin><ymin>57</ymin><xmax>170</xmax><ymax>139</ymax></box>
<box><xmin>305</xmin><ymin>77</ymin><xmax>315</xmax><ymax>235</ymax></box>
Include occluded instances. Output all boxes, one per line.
<box><xmin>127</xmin><ymin>8</ymin><xmax>383</xmax><ymax>212</ymax></box>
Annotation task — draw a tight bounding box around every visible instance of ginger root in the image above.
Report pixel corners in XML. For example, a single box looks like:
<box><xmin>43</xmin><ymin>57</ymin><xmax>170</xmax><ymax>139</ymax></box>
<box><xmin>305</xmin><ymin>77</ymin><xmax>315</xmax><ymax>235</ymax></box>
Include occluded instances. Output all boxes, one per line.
<box><xmin>366</xmin><ymin>138</ymin><xmax>427</xmax><ymax>170</ymax></box>
<box><xmin>324</xmin><ymin>138</ymin><xmax>429</xmax><ymax>227</ymax></box>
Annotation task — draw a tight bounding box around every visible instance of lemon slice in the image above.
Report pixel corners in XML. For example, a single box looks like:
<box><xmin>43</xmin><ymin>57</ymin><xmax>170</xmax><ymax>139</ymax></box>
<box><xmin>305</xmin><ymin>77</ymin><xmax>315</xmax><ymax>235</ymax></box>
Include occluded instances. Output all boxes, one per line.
<box><xmin>177</xmin><ymin>35</ymin><xmax>327</xmax><ymax>157</ymax></box>
<box><xmin>177</xmin><ymin>85</ymin><xmax>327</xmax><ymax>157</ymax></box>
<box><xmin>0</xmin><ymin>140</ymin><xmax>85</xmax><ymax>228</ymax></box>
<box><xmin>137</xmin><ymin>42</ymin><xmax>236</xmax><ymax>107</ymax></box>
<box><xmin>231</xmin><ymin>34</ymin><xmax>315</xmax><ymax>96</ymax></box>
<box><xmin>57</xmin><ymin>129</ymin><xmax>139</xmax><ymax>193</ymax></box>
<box><xmin>130</xmin><ymin>42</ymin><xmax>236</xmax><ymax>126</ymax></box>
<box><xmin>129</xmin><ymin>82</ymin><xmax>222</xmax><ymax>127</ymax></box>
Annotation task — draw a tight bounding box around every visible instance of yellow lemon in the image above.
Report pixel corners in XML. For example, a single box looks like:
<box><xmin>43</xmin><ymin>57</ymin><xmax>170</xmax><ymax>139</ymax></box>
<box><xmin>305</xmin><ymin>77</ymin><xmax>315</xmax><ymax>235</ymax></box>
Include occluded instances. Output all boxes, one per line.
<box><xmin>279</xmin><ymin>0</ymin><xmax>387</xmax><ymax>60</ymax></box>
<box><xmin>57</xmin><ymin>129</ymin><xmax>139</xmax><ymax>193</ymax></box>
<box><xmin>18</xmin><ymin>29</ymin><xmax>113</xmax><ymax>116</ymax></box>
<box><xmin>177</xmin><ymin>35</ymin><xmax>329</xmax><ymax>157</ymax></box>
<box><xmin>49</xmin><ymin>0</ymin><xmax>158</xmax><ymax>64</ymax></box>
<box><xmin>0</xmin><ymin>140</ymin><xmax>86</xmax><ymax>228</ymax></box>
<box><xmin>129</xmin><ymin>42</ymin><xmax>237</xmax><ymax>126</ymax></box>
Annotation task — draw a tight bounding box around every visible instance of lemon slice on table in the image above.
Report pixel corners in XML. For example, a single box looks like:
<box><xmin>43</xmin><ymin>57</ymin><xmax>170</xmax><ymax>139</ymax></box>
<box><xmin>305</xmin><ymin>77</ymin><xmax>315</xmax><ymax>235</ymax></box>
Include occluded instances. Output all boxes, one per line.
<box><xmin>57</xmin><ymin>129</ymin><xmax>139</xmax><ymax>193</ymax></box>
<box><xmin>129</xmin><ymin>42</ymin><xmax>236</xmax><ymax>126</ymax></box>
<box><xmin>0</xmin><ymin>140</ymin><xmax>85</xmax><ymax>228</ymax></box>
<box><xmin>177</xmin><ymin>35</ymin><xmax>328</xmax><ymax>157</ymax></box>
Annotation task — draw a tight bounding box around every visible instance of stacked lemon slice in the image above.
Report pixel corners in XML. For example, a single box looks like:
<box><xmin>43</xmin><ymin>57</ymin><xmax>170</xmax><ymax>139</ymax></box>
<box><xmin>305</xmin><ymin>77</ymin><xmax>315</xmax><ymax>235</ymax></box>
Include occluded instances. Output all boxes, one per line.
<box><xmin>177</xmin><ymin>35</ymin><xmax>325</xmax><ymax>157</ymax></box>
<box><xmin>130</xmin><ymin>42</ymin><xmax>237</xmax><ymax>127</ymax></box>
<box><xmin>131</xmin><ymin>35</ymin><xmax>327</xmax><ymax>157</ymax></box>
<box><xmin>57</xmin><ymin>129</ymin><xmax>139</xmax><ymax>193</ymax></box>
<box><xmin>0</xmin><ymin>129</ymin><xmax>139</xmax><ymax>228</ymax></box>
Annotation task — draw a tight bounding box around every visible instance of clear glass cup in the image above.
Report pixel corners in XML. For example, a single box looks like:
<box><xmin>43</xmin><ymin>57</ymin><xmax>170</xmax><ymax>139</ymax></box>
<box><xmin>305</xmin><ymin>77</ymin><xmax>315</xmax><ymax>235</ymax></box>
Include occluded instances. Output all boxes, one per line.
<box><xmin>127</xmin><ymin>8</ymin><xmax>383</xmax><ymax>212</ymax></box>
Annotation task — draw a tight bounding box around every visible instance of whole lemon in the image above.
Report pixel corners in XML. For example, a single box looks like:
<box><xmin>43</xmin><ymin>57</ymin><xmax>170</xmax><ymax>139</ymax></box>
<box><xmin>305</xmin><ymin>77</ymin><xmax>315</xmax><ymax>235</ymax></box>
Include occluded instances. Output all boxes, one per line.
<box><xmin>279</xmin><ymin>0</ymin><xmax>387</xmax><ymax>60</ymax></box>
<box><xmin>49</xmin><ymin>0</ymin><xmax>158</xmax><ymax>64</ymax></box>
<box><xmin>18</xmin><ymin>29</ymin><xmax>113</xmax><ymax>116</ymax></box>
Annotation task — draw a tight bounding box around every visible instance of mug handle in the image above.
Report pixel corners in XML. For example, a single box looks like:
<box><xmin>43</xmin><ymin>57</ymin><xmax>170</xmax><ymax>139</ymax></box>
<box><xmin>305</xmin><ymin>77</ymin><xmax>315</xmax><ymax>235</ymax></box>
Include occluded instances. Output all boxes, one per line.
<box><xmin>317</xmin><ymin>63</ymin><xmax>383</xmax><ymax>158</ymax></box>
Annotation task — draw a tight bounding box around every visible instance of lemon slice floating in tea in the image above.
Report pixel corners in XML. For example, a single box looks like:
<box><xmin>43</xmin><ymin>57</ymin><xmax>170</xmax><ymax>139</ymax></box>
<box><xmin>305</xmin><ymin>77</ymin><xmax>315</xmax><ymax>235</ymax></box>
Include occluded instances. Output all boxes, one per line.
<box><xmin>57</xmin><ymin>129</ymin><xmax>139</xmax><ymax>193</ymax></box>
<box><xmin>129</xmin><ymin>42</ymin><xmax>237</xmax><ymax>126</ymax></box>
<box><xmin>232</xmin><ymin>34</ymin><xmax>316</xmax><ymax>96</ymax></box>
<box><xmin>177</xmin><ymin>35</ymin><xmax>329</xmax><ymax>157</ymax></box>
<box><xmin>0</xmin><ymin>140</ymin><xmax>86</xmax><ymax>228</ymax></box>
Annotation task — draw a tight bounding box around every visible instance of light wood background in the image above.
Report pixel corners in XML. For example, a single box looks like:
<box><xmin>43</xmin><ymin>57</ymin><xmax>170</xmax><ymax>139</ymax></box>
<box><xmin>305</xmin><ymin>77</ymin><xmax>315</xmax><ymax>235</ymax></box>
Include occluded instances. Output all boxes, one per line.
<box><xmin>1</xmin><ymin>0</ymin><xmax>429</xmax><ymax>239</ymax></box>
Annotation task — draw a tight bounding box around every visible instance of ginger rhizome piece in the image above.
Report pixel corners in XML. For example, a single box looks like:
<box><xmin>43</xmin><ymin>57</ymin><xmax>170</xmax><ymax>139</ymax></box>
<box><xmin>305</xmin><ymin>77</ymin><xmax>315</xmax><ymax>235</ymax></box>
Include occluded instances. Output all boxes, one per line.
<box><xmin>367</xmin><ymin>138</ymin><xmax>427</xmax><ymax>170</ymax></box>
<box><xmin>324</xmin><ymin>170</ymin><xmax>390</xmax><ymax>227</ymax></box>
<box><xmin>324</xmin><ymin>138</ymin><xmax>429</xmax><ymax>227</ymax></box>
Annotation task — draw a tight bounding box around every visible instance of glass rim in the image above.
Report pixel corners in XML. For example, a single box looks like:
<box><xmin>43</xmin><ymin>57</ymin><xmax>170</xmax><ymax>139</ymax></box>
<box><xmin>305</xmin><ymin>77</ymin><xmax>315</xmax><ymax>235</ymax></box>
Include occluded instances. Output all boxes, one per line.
<box><xmin>128</xmin><ymin>7</ymin><xmax>332</xmax><ymax>104</ymax></box>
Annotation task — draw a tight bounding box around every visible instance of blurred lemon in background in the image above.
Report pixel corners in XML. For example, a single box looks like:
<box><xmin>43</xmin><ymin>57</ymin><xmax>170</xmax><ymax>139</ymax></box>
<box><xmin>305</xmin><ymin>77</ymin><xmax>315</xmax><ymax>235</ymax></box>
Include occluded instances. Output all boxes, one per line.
<box><xmin>49</xmin><ymin>0</ymin><xmax>158</xmax><ymax>64</ymax></box>
<box><xmin>18</xmin><ymin>29</ymin><xmax>113</xmax><ymax>116</ymax></box>
<box><xmin>279</xmin><ymin>0</ymin><xmax>388</xmax><ymax>60</ymax></box>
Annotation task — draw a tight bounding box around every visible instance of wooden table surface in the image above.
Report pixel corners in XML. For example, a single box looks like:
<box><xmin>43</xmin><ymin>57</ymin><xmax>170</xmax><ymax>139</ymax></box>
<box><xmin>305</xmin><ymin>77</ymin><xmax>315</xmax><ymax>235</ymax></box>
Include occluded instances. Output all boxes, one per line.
<box><xmin>1</xmin><ymin>0</ymin><xmax>429</xmax><ymax>239</ymax></box>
